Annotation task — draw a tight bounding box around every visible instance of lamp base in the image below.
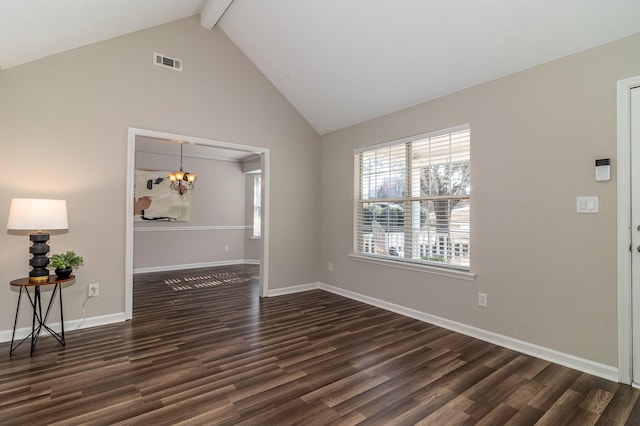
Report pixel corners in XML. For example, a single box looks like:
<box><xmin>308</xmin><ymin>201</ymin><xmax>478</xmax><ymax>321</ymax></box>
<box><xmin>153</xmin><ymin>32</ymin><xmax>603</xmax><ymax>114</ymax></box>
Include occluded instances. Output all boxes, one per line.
<box><xmin>29</xmin><ymin>232</ymin><xmax>50</xmax><ymax>283</ymax></box>
<box><xmin>28</xmin><ymin>275</ymin><xmax>50</xmax><ymax>283</ymax></box>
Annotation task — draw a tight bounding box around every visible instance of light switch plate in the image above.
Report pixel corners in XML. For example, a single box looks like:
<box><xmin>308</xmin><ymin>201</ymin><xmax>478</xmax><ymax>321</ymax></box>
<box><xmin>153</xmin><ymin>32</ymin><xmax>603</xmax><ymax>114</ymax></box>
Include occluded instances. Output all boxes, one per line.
<box><xmin>576</xmin><ymin>196</ymin><xmax>599</xmax><ymax>214</ymax></box>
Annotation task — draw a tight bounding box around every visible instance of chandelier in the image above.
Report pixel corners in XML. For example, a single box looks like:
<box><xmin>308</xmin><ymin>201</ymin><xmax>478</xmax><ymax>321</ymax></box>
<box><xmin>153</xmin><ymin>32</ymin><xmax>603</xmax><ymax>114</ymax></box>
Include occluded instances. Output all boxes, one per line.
<box><xmin>168</xmin><ymin>143</ymin><xmax>196</xmax><ymax>196</ymax></box>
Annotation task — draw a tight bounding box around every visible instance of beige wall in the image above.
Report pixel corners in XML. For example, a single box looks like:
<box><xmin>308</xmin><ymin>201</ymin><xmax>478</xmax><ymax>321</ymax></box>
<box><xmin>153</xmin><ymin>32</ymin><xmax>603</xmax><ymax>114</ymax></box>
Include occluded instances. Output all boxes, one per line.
<box><xmin>134</xmin><ymin>151</ymin><xmax>248</xmax><ymax>271</ymax></box>
<box><xmin>319</xmin><ymin>33</ymin><xmax>640</xmax><ymax>367</ymax></box>
<box><xmin>0</xmin><ymin>16</ymin><xmax>320</xmax><ymax>330</ymax></box>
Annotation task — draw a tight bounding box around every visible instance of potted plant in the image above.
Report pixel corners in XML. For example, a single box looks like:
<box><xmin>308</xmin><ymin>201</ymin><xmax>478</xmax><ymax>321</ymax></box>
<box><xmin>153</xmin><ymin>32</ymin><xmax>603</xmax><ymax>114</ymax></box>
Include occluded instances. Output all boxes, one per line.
<box><xmin>48</xmin><ymin>251</ymin><xmax>84</xmax><ymax>279</ymax></box>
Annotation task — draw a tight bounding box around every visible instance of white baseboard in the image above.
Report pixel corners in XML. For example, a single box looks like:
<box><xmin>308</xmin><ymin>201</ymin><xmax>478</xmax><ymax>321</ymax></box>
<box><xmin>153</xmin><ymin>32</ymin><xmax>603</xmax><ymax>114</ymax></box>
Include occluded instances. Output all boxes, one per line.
<box><xmin>268</xmin><ymin>282</ymin><xmax>619</xmax><ymax>383</ymax></box>
<box><xmin>134</xmin><ymin>259</ymin><xmax>259</xmax><ymax>274</ymax></box>
<box><xmin>267</xmin><ymin>282</ymin><xmax>320</xmax><ymax>297</ymax></box>
<box><xmin>0</xmin><ymin>312</ymin><xmax>126</xmax><ymax>344</ymax></box>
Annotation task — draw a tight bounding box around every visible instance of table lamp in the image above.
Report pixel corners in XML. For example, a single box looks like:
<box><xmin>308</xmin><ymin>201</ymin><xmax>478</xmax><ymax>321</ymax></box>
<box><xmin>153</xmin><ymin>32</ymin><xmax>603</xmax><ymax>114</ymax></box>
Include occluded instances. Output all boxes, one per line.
<box><xmin>7</xmin><ymin>198</ymin><xmax>69</xmax><ymax>283</ymax></box>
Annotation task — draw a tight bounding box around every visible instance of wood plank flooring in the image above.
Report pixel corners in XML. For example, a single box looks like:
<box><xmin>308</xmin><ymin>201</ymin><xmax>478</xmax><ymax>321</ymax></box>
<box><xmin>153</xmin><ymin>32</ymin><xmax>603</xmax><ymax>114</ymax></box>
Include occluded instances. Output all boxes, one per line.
<box><xmin>1</xmin><ymin>264</ymin><xmax>640</xmax><ymax>425</ymax></box>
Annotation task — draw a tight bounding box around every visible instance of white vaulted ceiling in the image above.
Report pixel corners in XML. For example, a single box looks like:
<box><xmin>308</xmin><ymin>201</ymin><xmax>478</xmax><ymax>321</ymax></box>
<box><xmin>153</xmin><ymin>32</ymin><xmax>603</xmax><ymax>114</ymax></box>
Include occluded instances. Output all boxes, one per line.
<box><xmin>2</xmin><ymin>0</ymin><xmax>640</xmax><ymax>134</ymax></box>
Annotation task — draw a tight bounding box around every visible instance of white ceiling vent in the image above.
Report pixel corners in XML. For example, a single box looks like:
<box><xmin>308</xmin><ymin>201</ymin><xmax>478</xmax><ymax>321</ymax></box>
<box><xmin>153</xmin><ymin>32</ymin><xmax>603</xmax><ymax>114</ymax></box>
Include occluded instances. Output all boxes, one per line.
<box><xmin>153</xmin><ymin>52</ymin><xmax>182</xmax><ymax>71</ymax></box>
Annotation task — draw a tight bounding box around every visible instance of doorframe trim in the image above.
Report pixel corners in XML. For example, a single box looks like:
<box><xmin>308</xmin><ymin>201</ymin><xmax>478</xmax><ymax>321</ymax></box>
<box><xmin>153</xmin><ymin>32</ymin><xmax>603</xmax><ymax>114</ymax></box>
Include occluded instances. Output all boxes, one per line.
<box><xmin>125</xmin><ymin>127</ymin><xmax>270</xmax><ymax>319</ymax></box>
<box><xmin>617</xmin><ymin>76</ymin><xmax>640</xmax><ymax>385</ymax></box>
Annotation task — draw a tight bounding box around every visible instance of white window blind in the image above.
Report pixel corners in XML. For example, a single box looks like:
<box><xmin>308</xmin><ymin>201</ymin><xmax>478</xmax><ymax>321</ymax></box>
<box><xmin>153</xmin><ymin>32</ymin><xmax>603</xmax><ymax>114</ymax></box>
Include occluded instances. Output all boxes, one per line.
<box><xmin>354</xmin><ymin>125</ymin><xmax>470</xmax><ymax>269</ymax></box>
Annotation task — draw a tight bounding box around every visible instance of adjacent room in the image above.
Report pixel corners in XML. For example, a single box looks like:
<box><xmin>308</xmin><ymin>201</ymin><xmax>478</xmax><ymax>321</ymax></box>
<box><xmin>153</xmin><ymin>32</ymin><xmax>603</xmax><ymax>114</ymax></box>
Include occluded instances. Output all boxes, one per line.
<box><xmin>1</xmin><ymin>0</ymin><xmax>640</xmax><ymax>423</ymax></box>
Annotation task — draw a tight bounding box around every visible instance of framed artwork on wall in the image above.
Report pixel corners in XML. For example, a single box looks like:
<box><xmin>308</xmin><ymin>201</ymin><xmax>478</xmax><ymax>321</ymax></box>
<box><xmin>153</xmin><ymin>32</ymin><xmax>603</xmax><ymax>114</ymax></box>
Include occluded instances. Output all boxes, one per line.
<box><xmin>134</xmin><ymin>169</ymin><xmax>191</xmax><ymax>222</ymax></box>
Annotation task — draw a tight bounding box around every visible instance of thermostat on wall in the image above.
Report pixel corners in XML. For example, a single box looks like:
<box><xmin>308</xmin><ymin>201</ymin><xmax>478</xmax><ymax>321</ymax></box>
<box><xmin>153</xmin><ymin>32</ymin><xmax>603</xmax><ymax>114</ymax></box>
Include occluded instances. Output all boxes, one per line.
<box><xmin>595</xmin><ymin>158</ymin><xmax>610</xmax><ymax>182</ymax></box>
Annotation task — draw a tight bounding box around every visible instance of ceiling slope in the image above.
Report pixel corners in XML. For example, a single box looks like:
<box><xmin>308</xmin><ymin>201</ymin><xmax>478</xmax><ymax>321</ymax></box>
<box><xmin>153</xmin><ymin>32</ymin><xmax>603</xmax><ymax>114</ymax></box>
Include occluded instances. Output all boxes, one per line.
<box><xmin>2</xmin><ymin>1</ymin><xmax>640</xmax><ymax>134</ymax></box>
<box><xmin>0</xmin><ymin>0</ymin><xmax>203</xmax><ymax>70</ymax></box>
<box><xmin>218</xmin><ymin>0</ymin><xmax>640</xmax><ymax>134</ymax></box>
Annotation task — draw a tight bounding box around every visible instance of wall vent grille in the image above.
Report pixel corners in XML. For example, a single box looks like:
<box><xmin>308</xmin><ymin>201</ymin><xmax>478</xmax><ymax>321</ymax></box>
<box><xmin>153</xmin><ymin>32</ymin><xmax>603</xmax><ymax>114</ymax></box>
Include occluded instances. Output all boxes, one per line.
<box><xmin>153</xmin><ymin>52</ymin><xmax>182</xmax><ymax>72</ymax></box>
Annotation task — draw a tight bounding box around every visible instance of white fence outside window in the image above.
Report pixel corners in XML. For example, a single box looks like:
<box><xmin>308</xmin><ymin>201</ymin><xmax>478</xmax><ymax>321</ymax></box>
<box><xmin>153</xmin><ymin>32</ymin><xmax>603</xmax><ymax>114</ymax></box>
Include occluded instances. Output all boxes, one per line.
<box><xmin>362</xmin><ymin>229</ymin><xmax>470</xmax><ymax>267</ymax></box>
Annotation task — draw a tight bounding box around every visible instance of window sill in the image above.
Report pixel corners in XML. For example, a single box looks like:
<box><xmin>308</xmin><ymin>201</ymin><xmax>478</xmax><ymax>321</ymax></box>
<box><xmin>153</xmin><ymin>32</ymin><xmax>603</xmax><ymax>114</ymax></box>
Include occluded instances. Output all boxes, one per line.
<box><xmin>349</xmin><ymin>254</ymin><xmax>476</xmax><ymax>281</ymax></box>
<box><xmin>250</xmin><ymin>236</ymin><xmax>261</xmax><ymax>241</ymax></box>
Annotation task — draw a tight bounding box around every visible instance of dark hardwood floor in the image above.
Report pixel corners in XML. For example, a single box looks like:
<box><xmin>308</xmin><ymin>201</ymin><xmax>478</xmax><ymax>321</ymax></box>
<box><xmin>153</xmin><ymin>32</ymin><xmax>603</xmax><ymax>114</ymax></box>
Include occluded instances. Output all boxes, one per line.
<box><xmin>1</xmin><ymin>264</ymin><xmax>640</xmax><ymax>425</ymax></box>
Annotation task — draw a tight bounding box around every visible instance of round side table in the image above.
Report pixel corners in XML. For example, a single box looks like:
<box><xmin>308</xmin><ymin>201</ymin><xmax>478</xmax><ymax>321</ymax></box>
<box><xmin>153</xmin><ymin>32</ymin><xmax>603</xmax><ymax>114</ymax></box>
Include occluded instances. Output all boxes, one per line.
<box><xmin>9</xmin><ymin>275</ymin><xmax>75</xmax><ymax>355</ymax></box>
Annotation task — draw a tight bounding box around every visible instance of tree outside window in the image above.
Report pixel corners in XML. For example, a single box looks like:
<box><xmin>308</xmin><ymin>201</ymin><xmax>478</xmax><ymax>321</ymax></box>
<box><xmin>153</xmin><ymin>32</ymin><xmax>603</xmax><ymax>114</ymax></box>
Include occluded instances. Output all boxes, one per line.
<box><xmin>354</xmin><ymin>125</ymin><xmax>470</xmax><ymax>269</ymax></box>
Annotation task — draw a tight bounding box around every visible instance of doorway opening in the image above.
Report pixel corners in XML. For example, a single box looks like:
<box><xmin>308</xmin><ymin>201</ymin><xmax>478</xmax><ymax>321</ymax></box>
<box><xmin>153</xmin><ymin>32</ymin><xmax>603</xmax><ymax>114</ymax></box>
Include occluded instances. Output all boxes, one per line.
<box><xmin>125</xmin><ymin>127</ymin><xmax>270</xmax><ymax>319</ymax></box>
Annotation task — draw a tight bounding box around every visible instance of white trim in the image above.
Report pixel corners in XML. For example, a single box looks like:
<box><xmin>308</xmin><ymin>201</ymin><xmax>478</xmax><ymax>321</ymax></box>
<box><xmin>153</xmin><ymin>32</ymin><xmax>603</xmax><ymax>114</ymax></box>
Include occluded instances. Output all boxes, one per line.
<box><xmin>134</xmin><ymin>225</ymin><xmax>249</xmax><ymax>232</ymax></box>
<box><xmin>617</xmin><ymin>76</ymin><xmax>640</xmax><ymax>385</ymax></box>
<box><xmin>349</xmin><ymin>254</ymin><xmax>475</xmax><ymax>281</ymax></box>
<box><xmin>126</xmin><ymin>127</ymin><xmax>270</xmax><ymax>316</ymax></box>
<box><xmin>269</xmin><ymin>282</ymin><xmax>618</xmax><ymax>382</ymax></box>
<box><xmin>267</xmin><ymin>282</ymin><xmax>320</xmax><ymax>297</ymax></box>
<box><xmin>260</xmin><ymin>150</ymin><xmax>270</xmax><ymax>298</ymax></box>
<box><xmin>0</xmin><ymin>312</ymin><xmax>126</xmax><ymax>343</ymax></box>
<box><xmin>126</xmin><ymin>128</ymin><xmax>136</xmax><ymax>320</ymax></box>
<box><xmin>134</xmin><ymin>259</ymin><xmax>259</xmax><ymax>274</ymax></box>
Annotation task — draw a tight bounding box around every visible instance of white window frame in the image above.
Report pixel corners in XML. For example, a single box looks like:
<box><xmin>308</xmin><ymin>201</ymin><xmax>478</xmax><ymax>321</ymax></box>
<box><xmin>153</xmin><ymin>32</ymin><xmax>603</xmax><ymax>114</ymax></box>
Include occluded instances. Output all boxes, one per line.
<box><xmin>352</xmin><ymin>124</ymin><xmax>472</xmax><ymax>277</ymax></box>
<box><xmin>252</xmin><ymin>174</ymin><xmax>261</xmax><ymax>238</ymax></box>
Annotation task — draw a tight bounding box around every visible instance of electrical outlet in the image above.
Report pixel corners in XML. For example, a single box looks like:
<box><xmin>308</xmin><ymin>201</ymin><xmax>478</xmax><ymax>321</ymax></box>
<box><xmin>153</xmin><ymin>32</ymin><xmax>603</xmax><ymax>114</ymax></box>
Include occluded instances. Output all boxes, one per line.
<box><xmin>88</xmin><ymin>283</ymin><xmax>99</xmax><ymax>297</ymax></box>
<box><xmin>328</xmin><ymin>262</ymin><xmax>333</xmax><ymax>272</ymax></box>
<box><xmin>478</xmin><ymin>292</ymin><xmax>487</xmax><ymax>308</ymax></box>
<box><xmin>224</xmin><ymin>245</ymin><xmax>230</xmax><ymax>253</ymax></box>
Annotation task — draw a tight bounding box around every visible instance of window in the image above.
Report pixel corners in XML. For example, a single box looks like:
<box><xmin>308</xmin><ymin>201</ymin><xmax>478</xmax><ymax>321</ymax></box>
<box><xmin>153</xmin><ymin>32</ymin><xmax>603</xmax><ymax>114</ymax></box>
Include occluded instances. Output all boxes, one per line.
<box><xmin>354</xmin><ymin>124</ymin><xmax>470</xmax><ymax>270</ymax></box>
<box><xmin>253</xmin><ymin>175</ymin><xmax>261</xmax><ymax>238</ymax></box>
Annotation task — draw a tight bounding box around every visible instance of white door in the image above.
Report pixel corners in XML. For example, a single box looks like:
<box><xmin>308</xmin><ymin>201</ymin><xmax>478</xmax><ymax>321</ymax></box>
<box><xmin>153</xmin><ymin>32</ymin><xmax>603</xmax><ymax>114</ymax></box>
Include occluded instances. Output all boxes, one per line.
<box><xmin>631</xmin><ymin>86</ymin><xmax>640</xmax><ymax>384</ymax></box>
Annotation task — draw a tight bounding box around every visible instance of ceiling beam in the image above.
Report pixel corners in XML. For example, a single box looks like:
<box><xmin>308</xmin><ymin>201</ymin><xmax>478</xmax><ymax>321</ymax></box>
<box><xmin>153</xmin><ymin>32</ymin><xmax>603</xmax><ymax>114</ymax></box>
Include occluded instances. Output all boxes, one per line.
<box><xmin>200</xmin><ymin>0</ymin><xmax>234</xmax><ymax>30</ymax></box>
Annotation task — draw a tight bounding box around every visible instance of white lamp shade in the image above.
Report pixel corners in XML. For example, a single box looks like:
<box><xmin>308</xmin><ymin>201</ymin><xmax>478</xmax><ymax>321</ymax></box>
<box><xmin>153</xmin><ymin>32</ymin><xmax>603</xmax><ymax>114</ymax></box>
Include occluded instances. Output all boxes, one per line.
<box><xmin>6</xmin><ymin>198</ymin><xmax>68</xmax><ymax>231</ymax></box>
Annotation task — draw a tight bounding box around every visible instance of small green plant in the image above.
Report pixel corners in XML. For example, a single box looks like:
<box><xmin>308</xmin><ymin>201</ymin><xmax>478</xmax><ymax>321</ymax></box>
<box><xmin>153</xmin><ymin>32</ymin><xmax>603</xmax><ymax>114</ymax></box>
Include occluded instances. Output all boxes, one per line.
<box><xmin>48</xmin><ymin>251</ymin><xmax>84</xmax><ymax>269</ymax></box>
